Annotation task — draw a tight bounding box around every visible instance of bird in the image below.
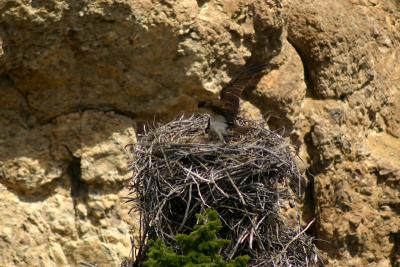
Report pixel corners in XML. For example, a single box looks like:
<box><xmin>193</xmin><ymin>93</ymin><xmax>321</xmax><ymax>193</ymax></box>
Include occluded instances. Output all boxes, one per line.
<box><xmin>198</xmin><ymin>61</ymin><xmax>268</xmax><ymax>142</ymax></box>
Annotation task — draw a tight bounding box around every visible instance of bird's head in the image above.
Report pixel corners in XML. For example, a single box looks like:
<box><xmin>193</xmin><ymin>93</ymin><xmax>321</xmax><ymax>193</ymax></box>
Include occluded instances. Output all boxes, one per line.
<box><xmin>198</xmin><ymin>100</ymin><xmax>228</xmax><ymax>120</ymax></box>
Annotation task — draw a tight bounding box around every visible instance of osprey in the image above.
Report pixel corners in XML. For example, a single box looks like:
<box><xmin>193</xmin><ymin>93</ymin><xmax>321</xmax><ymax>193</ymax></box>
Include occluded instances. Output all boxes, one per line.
<box><xmin>198</xmin><ymin>61</ymin><xmax>267</xmax><ymax>142</ymax></box>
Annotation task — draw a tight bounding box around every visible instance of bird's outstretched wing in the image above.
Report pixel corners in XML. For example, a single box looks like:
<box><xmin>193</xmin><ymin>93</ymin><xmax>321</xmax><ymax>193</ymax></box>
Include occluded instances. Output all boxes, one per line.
<box><xmin>220</xmin><ymin>61</ymin><xmax>267</xmax><ymax>123</ymax></box>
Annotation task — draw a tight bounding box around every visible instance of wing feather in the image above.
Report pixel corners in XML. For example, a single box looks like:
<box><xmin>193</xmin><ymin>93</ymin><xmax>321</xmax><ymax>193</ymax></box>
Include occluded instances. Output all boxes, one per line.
<box><xmin>220</xmin><ymin>61</ymin><xmax>267</xmax><ymax>123</ymax></box>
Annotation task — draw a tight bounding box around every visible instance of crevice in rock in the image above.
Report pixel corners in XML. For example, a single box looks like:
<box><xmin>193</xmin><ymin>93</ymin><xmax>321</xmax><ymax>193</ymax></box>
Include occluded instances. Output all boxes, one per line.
<box><xmin>346</xmin><ymin>233</ymin><xmax>361</xmax><ymax>257</ymax></box>
<box><xmin>301</xmin><ymin>172</ymin><xmax>317</xmax><ymax>236</ymax></box>
<box><xmin>67</xmin><ymin>155</ymin><xmax>87</xmax><ymax>201</ymax></box>
<box><xmin>196</xmin><ymin>0</ymin><xmax>209</xmax><ymax>7</ymax></box>
<box><xmin>390</xmin><ymin>232</ymin><xmax>400</xmax><ymax>266</ymax></box>
<box><xmin>64</xmin><ymin>146</ymin><xmax>89</xmax><ymax>222</ymax></box>
<box><xmin>286</xmin><ymin>37</ymin><xmax>316</xmax><ymax>100</ymax></box>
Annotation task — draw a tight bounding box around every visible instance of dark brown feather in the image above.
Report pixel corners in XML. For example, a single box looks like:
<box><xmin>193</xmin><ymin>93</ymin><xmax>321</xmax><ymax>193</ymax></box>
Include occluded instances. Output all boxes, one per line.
<box><xmin>220</xmin><ymin>61</ymin><xmax>267</xmax><ymax>123</ymax></box>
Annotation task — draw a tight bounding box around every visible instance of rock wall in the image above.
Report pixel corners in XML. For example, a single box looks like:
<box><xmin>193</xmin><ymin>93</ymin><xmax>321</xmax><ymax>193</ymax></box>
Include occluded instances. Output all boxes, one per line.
<box><xmin>0</xmin><ymin>0</ymin><xmax>399</xmax><ymax>266</ymax></box>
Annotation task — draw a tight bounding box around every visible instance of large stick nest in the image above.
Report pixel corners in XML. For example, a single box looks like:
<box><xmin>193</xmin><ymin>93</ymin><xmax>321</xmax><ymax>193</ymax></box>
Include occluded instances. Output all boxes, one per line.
<box><xmin>128</xmin><ymin>114</ymin><xmax>323</xmax><ymax>266</ymax></box>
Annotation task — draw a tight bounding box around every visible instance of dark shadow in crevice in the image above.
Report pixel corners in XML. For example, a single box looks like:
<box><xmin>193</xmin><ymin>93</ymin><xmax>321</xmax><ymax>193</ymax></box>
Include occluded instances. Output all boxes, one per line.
<box><xmin>390</xmin><ymin>232</ymin><xmax>400</xmax><ymax>267</ymax></box>
<box><xmin>67</xmin><ymin>153</ymin><xmax>88</xmax><ymax>201</ymax></box>
<box><xmin>196</xmin><ymin>0</ymin><xmax>209</xmax><ymax>7</ymax></box>
<box><xmin>64</xmin><ymin>145</ymin><xmax>89</xmax><ymax>226</ymax></box>
<box><xmin>286</xmin><ymin>37</ymin><xmax>320</xmax><ymax>100</ymax></box>
<box><xmin>302</xmin><ymin>171</ymin><xmax>317</xmax><ymax>236</ymax></box>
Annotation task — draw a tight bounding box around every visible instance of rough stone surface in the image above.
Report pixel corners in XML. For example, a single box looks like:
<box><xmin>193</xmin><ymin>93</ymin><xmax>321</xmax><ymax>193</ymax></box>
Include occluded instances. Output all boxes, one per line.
<box><xmin>0</xmin><ymin>0</ymin><xmax>399</xmax><ymax>266</ymax></box>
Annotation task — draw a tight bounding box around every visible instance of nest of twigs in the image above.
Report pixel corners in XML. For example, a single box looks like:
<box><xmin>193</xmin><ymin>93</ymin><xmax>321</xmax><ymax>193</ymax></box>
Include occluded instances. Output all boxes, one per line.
<box><xmin>128</xmin><ymin>114</ymin><xmax>323</xmax><ymax>266</ymax></box>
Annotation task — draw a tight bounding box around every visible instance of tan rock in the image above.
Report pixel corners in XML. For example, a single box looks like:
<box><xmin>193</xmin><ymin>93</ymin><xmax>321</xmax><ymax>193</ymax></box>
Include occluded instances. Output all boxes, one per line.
<box><xmin>0</xmin><ymin>0</ymin><xmax>399</xmax><ymax>266</ymax></box>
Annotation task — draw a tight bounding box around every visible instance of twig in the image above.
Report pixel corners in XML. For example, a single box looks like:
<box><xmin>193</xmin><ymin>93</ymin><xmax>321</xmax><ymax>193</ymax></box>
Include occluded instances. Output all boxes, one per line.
<box><xmin>80</xmin><ymin>262</ymin><xmax>98</xmax><ymax>267</ymax></box>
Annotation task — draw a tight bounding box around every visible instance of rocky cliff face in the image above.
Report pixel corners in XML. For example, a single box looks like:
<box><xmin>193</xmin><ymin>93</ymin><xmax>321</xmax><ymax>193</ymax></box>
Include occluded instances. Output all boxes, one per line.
<box><xmin>0</xmin><ymin>0</ymin><xmax>399</xmax><ymax>266</ymax></box>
